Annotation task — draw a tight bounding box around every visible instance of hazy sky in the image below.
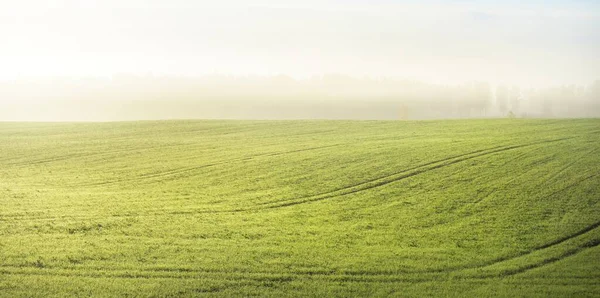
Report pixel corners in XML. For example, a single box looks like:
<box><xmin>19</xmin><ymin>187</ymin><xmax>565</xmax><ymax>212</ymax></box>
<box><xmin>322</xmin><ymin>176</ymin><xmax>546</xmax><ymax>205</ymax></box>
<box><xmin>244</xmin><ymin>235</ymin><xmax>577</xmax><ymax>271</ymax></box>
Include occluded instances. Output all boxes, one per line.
<box><xmin>1</xmin><ymin>0</ymin><xmax>599</xmax><ymax>87</ymax></box>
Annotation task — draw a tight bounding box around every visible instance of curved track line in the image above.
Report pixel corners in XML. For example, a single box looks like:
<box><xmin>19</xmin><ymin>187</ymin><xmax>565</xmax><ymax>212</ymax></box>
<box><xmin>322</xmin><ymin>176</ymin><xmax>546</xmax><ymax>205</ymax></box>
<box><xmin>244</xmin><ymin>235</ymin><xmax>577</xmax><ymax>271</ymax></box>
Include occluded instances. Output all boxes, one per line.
<box><xmin>2</xmin><ymin>238</ymin><xmax>598</xmax><ymax>282</ymax></box>
<box><xmin>8</xmin><ymin>137</ymin><xmax>573</xmax><ymax>220</ymax></box>
<box><xmin>252</xmin><ymin>137</ymin><xmax>574</xmax><ymax>211</ymax></box>
<box><xmin>419</xmin><ymin>171</ymin><xmax>598</xmax><ymax>231</ymax></box>
<box><xmin>500</xmin><ymin>238</ymin><xmax>600</xmax><ymax>276</ymax></box>
<box><xmin>425</xmin><ymin>220</ymin><xmax>600</xmax><ymax>275</ymax></box>
<box><xmin>3</xmin><ymin>144</ymin><xmax>182</xmax><ymax>168</ymax></box>
<box><xmin>1</xmin><ymin>221</ymin><xmax>598</xmax><ymax>282</ymax></box>
<box><xmin>71</xmin><ymin>144</ymin><xmax>341</xmax><ymax>187</ymax></box>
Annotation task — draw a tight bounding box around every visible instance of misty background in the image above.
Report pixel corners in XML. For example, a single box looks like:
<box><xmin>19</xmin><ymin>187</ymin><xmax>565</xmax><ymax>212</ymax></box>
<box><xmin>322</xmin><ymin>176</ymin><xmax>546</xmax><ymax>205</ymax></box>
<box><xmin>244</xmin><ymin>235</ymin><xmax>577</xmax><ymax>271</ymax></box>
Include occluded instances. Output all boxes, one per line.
<box><xmin>1</xmin><ymin>0</ymin><xmax>599</xmax><ymax>121</ymax></box>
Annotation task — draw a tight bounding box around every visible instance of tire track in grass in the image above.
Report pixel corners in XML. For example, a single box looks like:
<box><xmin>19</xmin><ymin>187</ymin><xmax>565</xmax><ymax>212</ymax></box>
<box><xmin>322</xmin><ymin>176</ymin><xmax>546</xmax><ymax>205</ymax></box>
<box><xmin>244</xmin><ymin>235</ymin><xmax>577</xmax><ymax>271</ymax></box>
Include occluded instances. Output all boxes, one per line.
<box><xmin>0</xmin><ymin>267</ymin><xmax>432</xmax><ymax>283</ymax></box>
<box><xmin>7</xmin><ymin>171</ymin><xmax>593</xmax><ymax>224</ymax></box>
<box><xmin>526</xmin><ymin>220</ymin><xmax>600</xmax><ymax>252</ymax></box>
<box><xmin>86</xmin><ymin>137</ymin><xmax>566</xmax><ymax>216</ymax></box>
<box><xmin>4</xmin><ymin>128</ymin><xmax>283</xmax><ymax>168</ymax></box>
<box><xmin>0</xmin><ymin>262</ymin><xmax>437</xmax><ymax>283</ymax></box>
<box><xmin>0</xmin><ymin>261</ymin><xmax>492</xmax><ymax>283</ymax></box>
<box><xmin>6</xmin><ymin>154</ymin><xmax>87</xmax><ymax>167</ymax></box>
<box><xmin>418</xmin><ymin>150</ymin><xmax>595</xmax><ymax>231</ymax></box>
<box><xmin>7</xmin><ymin>137</ymin><xmax>575</xmax><ymax>220</ymax></box>
<box><xmin>2</xmin><ymin>134</ymin><xmax>598</xmax><ymax>284</ymax></box>
<box><xmin>535</xmin><ymin>173</ymin><xmax>598</xmax><ymax>203</ymax></box>
<box><xmin>2</xmin><ymin>237</ymin><xmax>599</xmax><ymax>283</ymax></box>
<box><xmin>252</xmin><ymin>137</ymin><xmax>575</xmax><ymax>211</ymax></box>
<box><xmin>499</xmin><ymin>238</ymin><xmax>600</xmax><ymax>276</ymax></box>
<box><xmin>419</xmin><ymin>172</ymin><xmax>598</xmax><ymax>233</ymax></box>
<box><xmin>63</xmin><ymin>144</ymin><xmax>342</xmax><ymax>187</ymax></box>
<box><xmin>429</xmin><ymin>219</ymin><xmax>600</xmax><ymax>276</ymax></box>
<box><xmin>0</xmin><ymin>136</ymin><xmax>583</xmax><ymax>220</ymax></box>
<box><xmin>3</xmin><ymin>143</ymin><xmax>180</xmax><ymax>168</ymax></box>
<box><xmin>1</xmin><ymin>222</ymin><xmax>598</xmax><ymax>282</ymax></box>
<box><xmin>539</xmin><ymin>147</ymin><xmax>598</xmax><ymax>187</ymax></box>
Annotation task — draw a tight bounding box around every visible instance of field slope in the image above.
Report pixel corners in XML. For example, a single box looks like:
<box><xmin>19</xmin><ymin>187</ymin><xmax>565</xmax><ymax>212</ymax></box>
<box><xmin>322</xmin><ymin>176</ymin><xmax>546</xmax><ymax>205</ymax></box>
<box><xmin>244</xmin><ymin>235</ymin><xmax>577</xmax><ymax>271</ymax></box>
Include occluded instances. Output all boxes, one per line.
<box><xmin>1</xmin><ymin>119</ymin><xmax>599</xmax><ymax>297</ymax></box>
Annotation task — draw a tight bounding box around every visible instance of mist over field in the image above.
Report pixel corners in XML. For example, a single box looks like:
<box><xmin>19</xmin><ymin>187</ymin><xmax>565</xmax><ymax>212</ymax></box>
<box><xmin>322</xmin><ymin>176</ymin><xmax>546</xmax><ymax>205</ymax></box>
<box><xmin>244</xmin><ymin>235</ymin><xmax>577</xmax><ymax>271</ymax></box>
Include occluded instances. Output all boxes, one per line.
<box><xmin>1</xmin><ymin>0</ymin><xmax>599</xmax><ymax>121</ymax></box>
<box><xmin>1</xmin><ymin>76</ymin><xmax>599</xmax><ymax>121</ymax></box>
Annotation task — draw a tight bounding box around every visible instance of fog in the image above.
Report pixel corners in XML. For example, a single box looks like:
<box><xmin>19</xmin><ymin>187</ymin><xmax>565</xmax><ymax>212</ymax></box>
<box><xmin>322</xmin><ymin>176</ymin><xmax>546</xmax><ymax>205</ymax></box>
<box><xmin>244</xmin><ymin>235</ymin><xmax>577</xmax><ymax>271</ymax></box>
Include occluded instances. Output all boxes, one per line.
<box><xmin>0</xmin><ymin>0</ymin><xmax>599</xmax><ymax>121</ymax></box>
<box><xmin>1</xmin><ymin>75</ymin><xmax>599</xmax><ymax>121</ymax></box>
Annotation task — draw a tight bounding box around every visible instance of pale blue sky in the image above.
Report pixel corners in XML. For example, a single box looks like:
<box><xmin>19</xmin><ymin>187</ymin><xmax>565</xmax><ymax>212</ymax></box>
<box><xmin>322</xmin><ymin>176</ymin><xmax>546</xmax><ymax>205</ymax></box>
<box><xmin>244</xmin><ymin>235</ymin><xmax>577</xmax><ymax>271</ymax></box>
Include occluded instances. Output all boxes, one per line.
<box><xmin>1</xmin><ymin>0</ymin><xmax>598</xmax><ymax>87</ymax></box>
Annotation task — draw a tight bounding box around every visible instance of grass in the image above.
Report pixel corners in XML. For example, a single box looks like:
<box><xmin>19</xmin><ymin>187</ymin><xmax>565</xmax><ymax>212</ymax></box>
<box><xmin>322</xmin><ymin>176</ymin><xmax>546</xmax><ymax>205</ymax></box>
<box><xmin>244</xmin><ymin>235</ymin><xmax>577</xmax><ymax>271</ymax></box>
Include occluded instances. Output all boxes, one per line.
<box><xmin>0</xmin><ymin>119</ymin><xmax>599</xmax><ymax>297</ymax></box>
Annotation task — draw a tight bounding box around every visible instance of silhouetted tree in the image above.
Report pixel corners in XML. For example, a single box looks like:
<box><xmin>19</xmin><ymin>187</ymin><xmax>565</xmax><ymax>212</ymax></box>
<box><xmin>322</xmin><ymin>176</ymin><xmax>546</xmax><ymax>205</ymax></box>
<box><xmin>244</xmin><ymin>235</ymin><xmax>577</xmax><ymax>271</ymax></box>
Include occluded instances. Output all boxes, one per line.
<box><xmin>496</xmin><ymin>85</ymin><xmax>508</xmax><ymax>115</ymax></box>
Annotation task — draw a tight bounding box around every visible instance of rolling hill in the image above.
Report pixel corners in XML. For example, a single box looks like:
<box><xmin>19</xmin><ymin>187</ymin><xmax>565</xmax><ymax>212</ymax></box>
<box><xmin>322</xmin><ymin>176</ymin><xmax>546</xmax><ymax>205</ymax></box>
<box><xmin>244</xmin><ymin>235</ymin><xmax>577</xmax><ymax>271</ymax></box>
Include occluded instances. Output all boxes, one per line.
<box><xmin>1</xmin><ymin>119</ymin><xmax>599</xmax><ymax>297</ymax></box>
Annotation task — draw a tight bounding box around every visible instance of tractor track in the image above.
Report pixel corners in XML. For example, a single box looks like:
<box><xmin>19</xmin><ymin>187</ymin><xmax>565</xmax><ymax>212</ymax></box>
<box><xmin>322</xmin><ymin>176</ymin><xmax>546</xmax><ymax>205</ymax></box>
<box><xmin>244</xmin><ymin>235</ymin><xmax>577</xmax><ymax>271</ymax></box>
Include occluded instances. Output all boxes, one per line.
<box><xmin>1</xmin><ymin>137</ymin><xmax>577</xmax><ymax>221</ymax></box>
<box><xmin>251</xmin><ymin>137</ymin><xmax>575</xmax><ymax>211</ymax></box>
<box><xmin>1</xmin><ymin>235</ymin><xmax>598</xmax><ymax>282</ymax></box>
<box><xmin>71</xmin><ymin>144</ymin><xmax>341</xmax><ymax>187</ymax></box>
<box><xmin>425</xmin><ymin>219</ymin><xmax>600</xmax><ymax>275</ymax></box>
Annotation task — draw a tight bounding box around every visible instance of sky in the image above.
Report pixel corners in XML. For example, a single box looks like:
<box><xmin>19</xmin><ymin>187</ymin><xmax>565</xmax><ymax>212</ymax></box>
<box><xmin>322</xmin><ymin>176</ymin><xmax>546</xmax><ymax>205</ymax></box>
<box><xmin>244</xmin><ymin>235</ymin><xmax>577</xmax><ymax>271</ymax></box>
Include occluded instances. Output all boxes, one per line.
<box><xmin>1</xmin><ymin>0</ymin><xmax>599</xmax><ymax>87</ymax></box>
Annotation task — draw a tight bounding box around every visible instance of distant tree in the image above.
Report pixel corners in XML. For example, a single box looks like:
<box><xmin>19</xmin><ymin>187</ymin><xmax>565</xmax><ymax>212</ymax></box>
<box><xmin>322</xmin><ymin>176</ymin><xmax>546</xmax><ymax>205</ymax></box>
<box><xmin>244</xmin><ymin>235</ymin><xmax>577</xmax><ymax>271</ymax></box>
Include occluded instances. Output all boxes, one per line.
<box><xmin>496</xmin><ymin>86</ymin><xmax>508</xmax><ymax>115</ymax></box>
<box><xmin>474</xmin><ymin>82</ymin><xmax>492</xmax><ymax>116</ymax></box>
<box><xmin>509</xmin><ymin>86</ymin><xmax>521</xmax><ymax>114</ymax></box>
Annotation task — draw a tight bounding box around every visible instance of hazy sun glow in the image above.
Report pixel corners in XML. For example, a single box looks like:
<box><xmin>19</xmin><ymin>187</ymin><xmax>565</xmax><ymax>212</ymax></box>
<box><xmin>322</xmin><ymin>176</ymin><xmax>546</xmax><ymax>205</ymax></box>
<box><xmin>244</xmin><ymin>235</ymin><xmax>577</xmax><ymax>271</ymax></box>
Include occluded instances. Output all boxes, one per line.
<box><xmin>1</xmin><ymin>0</ymin><xmax>599</xmax><ymax>87</ymax></box>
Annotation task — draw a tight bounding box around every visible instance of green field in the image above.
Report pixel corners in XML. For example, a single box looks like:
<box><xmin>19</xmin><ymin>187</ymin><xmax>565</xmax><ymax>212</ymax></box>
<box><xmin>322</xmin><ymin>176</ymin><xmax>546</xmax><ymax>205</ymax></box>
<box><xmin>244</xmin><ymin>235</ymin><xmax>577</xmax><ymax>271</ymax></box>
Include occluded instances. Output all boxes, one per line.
<box><xmin>1</xmin><ymin>119</ymin><xmax>599</xmax><ymax>297</ymax></box>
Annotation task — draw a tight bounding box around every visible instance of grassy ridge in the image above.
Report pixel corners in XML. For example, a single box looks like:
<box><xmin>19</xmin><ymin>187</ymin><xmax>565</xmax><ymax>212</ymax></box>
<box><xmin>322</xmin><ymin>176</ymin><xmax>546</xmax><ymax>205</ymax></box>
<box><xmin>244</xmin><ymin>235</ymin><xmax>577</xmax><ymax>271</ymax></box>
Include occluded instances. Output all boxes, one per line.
<box><xmin>1</xmin><ymin>119</ymin><xmax>599</xmax><ymax>297</ymax></box>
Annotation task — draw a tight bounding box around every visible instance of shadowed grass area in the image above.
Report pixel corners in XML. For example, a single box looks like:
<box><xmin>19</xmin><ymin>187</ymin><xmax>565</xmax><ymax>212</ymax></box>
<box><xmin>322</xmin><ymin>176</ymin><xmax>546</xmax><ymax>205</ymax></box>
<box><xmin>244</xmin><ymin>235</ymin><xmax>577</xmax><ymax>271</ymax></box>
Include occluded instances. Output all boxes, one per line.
<box><xmin>1</xmin><ymin>119</ymin><xmax>599</xmax><ymax>297</ymax></box>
